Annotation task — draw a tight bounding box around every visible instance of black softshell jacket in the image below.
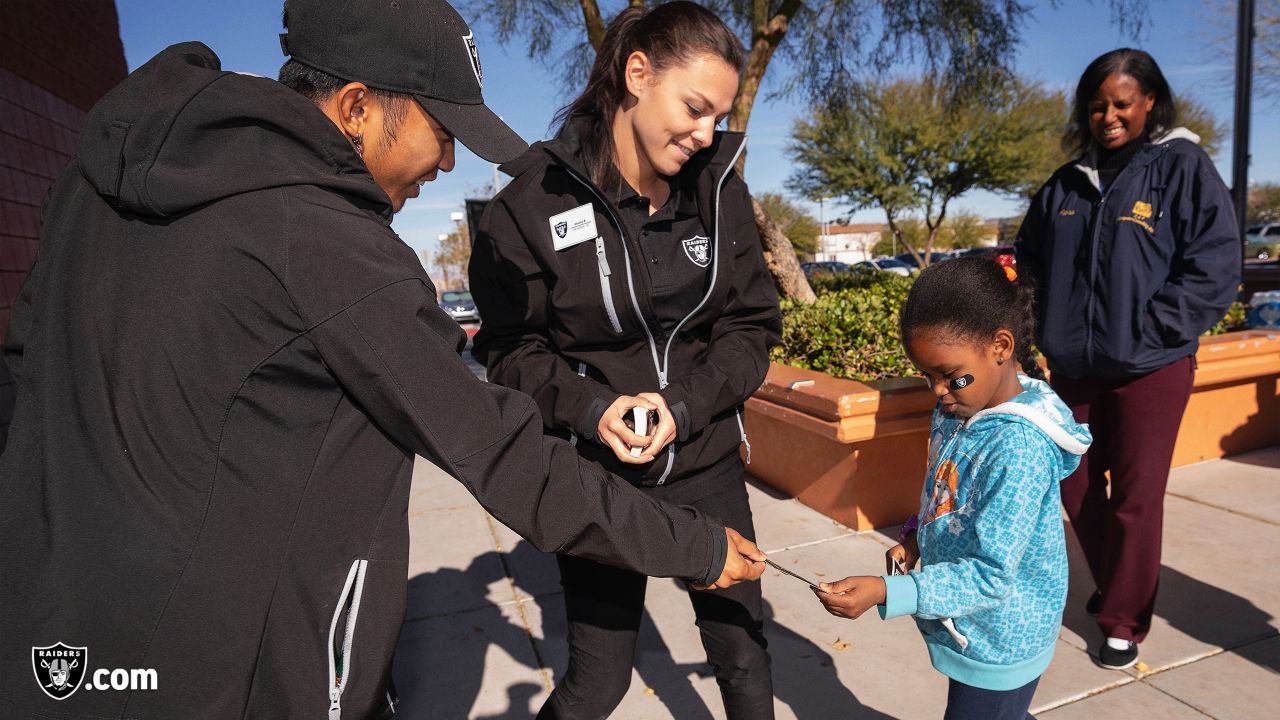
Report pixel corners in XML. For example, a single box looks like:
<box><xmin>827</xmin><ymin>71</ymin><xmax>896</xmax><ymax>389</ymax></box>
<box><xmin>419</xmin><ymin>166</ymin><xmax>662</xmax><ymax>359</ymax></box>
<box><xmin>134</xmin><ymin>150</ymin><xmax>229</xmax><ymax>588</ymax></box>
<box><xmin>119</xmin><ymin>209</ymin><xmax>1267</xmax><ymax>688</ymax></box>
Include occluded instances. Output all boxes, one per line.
<box><xmin>0</xmin><ymin>44</ymin><xmax>727</xmax><ymax>720</ymax></box>
<box><xmin>469</xmin><ymin>118</ymin><xmax>782</xmax><ymax>487</ymax></box>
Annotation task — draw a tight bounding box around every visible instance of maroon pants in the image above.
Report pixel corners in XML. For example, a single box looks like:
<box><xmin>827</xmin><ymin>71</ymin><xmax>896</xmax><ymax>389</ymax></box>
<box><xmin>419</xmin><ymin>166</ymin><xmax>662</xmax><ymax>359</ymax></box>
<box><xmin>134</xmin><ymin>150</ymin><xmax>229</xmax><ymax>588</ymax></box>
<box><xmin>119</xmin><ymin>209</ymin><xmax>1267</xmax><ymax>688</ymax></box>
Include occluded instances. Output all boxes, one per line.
<box><xmin>1050</xmin><ymin>355</ymin><xmax>1195</xmax><ymax>643</ymax></box>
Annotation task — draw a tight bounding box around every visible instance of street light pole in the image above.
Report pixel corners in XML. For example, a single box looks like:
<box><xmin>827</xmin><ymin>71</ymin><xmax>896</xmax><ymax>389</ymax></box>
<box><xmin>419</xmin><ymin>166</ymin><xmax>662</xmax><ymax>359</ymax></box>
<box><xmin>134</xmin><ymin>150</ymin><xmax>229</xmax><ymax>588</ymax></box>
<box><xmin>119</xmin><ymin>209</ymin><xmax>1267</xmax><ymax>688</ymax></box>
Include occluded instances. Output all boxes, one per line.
<box><xmin>818</xmin><ymin>197</ymin><xmax>826</xmax><ymax>262</ymax></box>
<box><xmin>1232</xmin><ymin>0</ymin><xmax>1256</xmax><ymax>236</ymax></box>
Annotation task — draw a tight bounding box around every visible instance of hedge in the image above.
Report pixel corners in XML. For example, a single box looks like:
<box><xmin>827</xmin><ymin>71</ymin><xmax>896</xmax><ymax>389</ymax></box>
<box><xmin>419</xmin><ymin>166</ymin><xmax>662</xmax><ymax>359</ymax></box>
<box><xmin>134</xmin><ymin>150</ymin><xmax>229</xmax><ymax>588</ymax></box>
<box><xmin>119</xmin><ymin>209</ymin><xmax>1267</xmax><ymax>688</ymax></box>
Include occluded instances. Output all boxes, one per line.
<box><xmin>772</xmin><ymin>270</ymin><xmax>1248</xmax><ymax>382</ymax></box>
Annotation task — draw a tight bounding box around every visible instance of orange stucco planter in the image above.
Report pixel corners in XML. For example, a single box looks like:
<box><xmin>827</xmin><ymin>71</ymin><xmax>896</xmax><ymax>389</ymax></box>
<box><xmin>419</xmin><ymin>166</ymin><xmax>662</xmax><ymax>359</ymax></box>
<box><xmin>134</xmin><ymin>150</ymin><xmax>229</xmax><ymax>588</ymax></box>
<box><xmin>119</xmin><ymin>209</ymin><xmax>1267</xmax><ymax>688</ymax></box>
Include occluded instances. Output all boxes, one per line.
<box><xmin>744</xmin><ymin>330</ymin><xmax>1280</xmax><ymax>531</ymax></box>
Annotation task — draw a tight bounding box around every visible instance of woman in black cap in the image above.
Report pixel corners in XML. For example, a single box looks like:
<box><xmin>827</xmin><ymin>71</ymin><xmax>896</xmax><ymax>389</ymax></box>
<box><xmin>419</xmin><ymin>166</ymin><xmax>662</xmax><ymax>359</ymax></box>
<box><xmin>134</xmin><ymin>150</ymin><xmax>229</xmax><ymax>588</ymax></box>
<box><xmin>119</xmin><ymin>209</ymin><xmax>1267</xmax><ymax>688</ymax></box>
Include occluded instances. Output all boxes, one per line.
<box><xmin>469</xmin><ymin>2</ymin><xmax>780</xmax><ymax>717</ymax></box>
<box><xmin>1014</xmin><ymin>48</ymin><xmax>1239</xmax><ymax>672</ymax></box>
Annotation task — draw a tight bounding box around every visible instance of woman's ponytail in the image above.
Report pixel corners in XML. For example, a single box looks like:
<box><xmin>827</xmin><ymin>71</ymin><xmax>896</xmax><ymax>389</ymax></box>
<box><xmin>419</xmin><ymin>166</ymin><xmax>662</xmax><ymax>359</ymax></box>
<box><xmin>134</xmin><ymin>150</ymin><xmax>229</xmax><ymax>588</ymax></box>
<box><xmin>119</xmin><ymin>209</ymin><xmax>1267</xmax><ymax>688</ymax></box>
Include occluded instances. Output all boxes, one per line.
<box><xmin>552</xmin><ymin>2</ymin><xmax>744</xmax><ymax>187</ymax></box>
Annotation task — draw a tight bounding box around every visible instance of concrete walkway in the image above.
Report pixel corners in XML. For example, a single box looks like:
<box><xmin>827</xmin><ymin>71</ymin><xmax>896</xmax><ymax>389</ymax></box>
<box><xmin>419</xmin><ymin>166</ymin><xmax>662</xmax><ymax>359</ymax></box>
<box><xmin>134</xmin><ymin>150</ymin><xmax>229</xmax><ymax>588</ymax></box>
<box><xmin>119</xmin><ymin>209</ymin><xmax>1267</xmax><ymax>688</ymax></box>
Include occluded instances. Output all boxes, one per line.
<box><xmin>390</xmin><ymin>446</ymin><xmax>1280</xmax><ymax>719</ymax></box>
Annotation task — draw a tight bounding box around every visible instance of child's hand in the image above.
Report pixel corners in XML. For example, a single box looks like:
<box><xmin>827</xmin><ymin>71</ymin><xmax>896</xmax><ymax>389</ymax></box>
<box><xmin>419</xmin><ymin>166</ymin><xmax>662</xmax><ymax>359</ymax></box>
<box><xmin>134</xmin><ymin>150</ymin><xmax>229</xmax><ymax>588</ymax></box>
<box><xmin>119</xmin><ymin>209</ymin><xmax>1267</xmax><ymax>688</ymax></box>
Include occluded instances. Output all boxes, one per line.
<box><xmin>812</xmin><ymin>576</ymin><xmax>886</xmax><ymax>619</ymax></box>
<box><xmin>885</xmin><ymin>534</ymin><xmax>920</xmax><ymax>575</ymax></box>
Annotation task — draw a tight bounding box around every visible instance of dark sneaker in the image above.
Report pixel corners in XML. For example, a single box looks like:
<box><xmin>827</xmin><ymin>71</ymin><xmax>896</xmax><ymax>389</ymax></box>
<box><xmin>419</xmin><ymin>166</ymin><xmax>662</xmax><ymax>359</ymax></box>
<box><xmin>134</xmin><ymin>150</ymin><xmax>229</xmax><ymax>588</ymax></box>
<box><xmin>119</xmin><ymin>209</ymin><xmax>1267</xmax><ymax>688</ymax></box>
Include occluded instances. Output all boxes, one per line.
<box><xmin>1086</xmin><ymin>590</ymin><xmax>1102</xmax><ymax>616</ymax></box>
<box><xmin>1099</xmin><ymin>639</ymin><xmax>1138</xmax><ymax>670</ymax></box>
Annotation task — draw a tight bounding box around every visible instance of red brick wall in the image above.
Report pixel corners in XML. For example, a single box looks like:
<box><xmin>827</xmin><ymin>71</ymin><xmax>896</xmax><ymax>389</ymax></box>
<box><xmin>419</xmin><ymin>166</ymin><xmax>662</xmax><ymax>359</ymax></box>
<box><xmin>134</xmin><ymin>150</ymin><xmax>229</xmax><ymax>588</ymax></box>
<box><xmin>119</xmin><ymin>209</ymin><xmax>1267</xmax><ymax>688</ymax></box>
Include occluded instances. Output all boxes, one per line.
<box><xmin>0</xmin><ymin>1</ymin><xmax>128</xmax><ymax>450</ymax></box>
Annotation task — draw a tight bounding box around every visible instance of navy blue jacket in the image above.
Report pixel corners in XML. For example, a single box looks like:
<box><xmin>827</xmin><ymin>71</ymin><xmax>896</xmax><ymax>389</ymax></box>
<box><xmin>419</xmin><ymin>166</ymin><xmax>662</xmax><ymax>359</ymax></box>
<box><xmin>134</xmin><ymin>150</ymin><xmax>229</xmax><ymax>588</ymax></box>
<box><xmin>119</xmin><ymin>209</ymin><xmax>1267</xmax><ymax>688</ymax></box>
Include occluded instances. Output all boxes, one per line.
<box><xmin>1015</xmin><ymin>129</ymin><xmax>1240</xmax><ymax>379</ymax></box>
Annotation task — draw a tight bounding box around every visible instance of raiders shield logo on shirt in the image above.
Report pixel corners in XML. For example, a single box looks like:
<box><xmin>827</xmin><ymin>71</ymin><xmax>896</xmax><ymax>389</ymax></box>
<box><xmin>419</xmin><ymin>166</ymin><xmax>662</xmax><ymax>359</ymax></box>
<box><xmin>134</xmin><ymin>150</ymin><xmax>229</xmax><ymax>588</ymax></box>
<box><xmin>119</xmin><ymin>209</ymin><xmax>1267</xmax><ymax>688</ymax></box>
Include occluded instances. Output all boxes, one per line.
<box><xmin>555</xmin><ymin>221</ymin><xmax>568</xmax><ymax>239</ymax></box>
<box><xmin>682</xmin><ymin>235</ymin><xmax>711</xmax><ymax>267</ymax></box>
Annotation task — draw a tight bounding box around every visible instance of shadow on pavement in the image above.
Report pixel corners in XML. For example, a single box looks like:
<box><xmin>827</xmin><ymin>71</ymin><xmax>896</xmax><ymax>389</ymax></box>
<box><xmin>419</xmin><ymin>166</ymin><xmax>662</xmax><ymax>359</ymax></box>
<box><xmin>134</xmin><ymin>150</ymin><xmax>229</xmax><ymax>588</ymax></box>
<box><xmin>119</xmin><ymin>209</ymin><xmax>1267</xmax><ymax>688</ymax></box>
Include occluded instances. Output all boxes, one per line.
<box><xmin>1062</xmin><ymin>555</ymin><xmax>1277</xmax><ymax>674</ymax></box>
<box><xmin>391</xmin><ymin>554</ymin><xmax>543</xmax><ymax>719</ymax></box>
<box><xmin>762</xmin><ymin>599</ymin><xmax>896</xmax><ymax>719</ymax></box>
<box><xmin>391</xmin><ymin>539</ymin><xmax>895</xmax><ymax>718</ymax></box>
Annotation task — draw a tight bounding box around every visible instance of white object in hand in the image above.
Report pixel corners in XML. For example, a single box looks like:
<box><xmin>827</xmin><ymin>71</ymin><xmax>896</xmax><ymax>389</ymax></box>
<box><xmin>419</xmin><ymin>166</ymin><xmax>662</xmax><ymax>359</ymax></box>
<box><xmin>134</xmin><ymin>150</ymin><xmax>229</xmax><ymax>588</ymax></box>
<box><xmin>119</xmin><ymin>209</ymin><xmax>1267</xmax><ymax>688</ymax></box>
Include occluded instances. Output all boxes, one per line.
<box><xmin>630</xmin><ymin>407</ymin><xmax>649</xmax><ymax>458</ymax></box>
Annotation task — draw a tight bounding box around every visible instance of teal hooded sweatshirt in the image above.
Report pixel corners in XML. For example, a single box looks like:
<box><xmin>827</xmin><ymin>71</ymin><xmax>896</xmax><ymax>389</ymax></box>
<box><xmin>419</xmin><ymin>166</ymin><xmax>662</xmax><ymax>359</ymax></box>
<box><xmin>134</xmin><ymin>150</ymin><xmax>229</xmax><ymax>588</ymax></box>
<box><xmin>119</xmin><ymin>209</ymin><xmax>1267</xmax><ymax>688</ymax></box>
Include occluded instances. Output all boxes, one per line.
<box><xmin>879</xmin><ymin>376</ymin><xmax>1092</xmax><ymax>691</ymax></box>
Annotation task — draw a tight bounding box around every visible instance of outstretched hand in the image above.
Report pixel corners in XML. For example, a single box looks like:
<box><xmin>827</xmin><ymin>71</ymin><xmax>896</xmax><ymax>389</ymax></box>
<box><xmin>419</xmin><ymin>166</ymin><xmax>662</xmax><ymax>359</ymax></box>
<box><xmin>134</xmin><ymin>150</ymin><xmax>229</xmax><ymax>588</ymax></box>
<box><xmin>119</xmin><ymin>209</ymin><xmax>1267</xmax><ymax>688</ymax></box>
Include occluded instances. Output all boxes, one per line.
<box><xmin>812</xmin><ymin>576</ymin><xmax>886</xmax><ymax>619</ymax></box>
<box><xmin>693</xmin><ymin>528</ymin><xmax>766</xmax><ymax>591</ymax></box>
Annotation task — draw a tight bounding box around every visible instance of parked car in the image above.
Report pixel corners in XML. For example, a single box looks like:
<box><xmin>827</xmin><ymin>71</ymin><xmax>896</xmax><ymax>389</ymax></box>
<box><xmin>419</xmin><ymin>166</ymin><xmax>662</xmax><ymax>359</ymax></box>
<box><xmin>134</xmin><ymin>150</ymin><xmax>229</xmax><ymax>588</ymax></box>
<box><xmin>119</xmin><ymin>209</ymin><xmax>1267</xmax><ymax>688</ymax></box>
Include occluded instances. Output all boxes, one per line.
<box><xmin>894</xmin><ymin>251</ymin><xmax>956</xmax><ymax>268</ymax></box>
<box><xmin>955</xmin><ymin>245</ymin><xmax>1017</xmax><ymax>269</ymax></box>
<box><xmin>854</xmin><ymin>257</ymin><xmax>913</xmax><ymax>276</ymax></box>
<box><xmin>801</xmin><ymin>261</ymin><xmax>854</xmax><ymax>279</ymax></box>
<box><xmin>439</xmin><ymin>289</ymin><xmax>479</xmax><ymax>323</ymax></box>
<box><xmin>1246</xmin><ymin>224</ymin><xmax>1280</xmax><ymax>260</ymax></box>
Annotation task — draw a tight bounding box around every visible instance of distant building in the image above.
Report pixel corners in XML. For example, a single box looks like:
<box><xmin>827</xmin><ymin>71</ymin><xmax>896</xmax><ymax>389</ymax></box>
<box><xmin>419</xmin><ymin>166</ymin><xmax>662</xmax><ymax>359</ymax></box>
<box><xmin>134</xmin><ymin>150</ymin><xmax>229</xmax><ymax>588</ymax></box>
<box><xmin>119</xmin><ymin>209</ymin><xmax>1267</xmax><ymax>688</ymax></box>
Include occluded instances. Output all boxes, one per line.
<box><xmin>816</xmin><ymin>217</ymin><xmax>1007</xmax><ymax>265</ymax></box>
<box><xmin>0</xmin><ymin>1</ymin><xmax>128</xmax><ymax>450</ymax></box>
<box><xmin>815</xmin><ymin>223</ymin><xmax>883</xmax><ymax>264</ymax></box>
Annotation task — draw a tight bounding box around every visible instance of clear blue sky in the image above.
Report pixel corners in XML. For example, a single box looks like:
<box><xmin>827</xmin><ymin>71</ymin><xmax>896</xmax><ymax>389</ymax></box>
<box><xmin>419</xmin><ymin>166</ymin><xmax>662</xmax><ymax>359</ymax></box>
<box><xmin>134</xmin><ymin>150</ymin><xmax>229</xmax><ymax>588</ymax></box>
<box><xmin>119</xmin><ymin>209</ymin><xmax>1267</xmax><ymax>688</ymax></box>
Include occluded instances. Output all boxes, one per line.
<box><xmin>116</xmin><ymin>0</ymin><xmax>1277</xmax><ymax>269</ymax></box>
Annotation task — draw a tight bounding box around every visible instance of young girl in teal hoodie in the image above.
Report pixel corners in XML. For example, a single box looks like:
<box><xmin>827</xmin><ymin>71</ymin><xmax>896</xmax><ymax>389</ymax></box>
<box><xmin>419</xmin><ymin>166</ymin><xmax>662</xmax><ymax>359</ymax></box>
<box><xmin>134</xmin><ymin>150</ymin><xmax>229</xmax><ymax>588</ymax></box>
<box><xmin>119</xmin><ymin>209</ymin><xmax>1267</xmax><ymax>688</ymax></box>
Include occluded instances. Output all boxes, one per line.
<box><xmin>814</xmin><ymin>257</ymin><xmax>1092</xmax><ymax>719</ymax></box>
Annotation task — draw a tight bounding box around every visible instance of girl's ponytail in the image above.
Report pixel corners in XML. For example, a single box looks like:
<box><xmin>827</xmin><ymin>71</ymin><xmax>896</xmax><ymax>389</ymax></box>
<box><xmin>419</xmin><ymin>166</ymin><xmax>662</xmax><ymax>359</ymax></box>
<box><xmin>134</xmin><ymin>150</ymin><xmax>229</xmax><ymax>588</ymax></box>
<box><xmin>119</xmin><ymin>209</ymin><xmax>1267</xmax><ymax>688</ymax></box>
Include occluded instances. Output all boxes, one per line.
<box><xmin>1013</xmin><ymin>277</ymin><xmax>1047</xmax><ymax>381</ymax></box>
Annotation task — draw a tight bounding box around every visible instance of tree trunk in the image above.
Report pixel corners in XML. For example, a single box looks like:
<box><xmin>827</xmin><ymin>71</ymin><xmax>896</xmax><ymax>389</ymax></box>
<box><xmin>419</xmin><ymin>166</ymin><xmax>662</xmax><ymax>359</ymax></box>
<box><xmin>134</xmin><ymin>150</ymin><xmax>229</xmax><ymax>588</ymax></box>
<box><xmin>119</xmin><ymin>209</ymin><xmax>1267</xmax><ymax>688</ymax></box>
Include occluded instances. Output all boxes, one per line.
<box><xmin>578</xmin><ymin>0</ymin><xmax>606</xmax><ymax>51</ymax></box>
<box><xmin>753</xmin><ymin>195</ymin><xmax>817</xmax><ymax>303</ymax></box>
<box><xmin>731</xmin><ymin>0</ymin><xmax>814</xmax><ymax>303</ymax></box>
<box><xmin>884</xmin><ymin>211</ymin><xmax>923</xmax><ymax>268</ymax></box>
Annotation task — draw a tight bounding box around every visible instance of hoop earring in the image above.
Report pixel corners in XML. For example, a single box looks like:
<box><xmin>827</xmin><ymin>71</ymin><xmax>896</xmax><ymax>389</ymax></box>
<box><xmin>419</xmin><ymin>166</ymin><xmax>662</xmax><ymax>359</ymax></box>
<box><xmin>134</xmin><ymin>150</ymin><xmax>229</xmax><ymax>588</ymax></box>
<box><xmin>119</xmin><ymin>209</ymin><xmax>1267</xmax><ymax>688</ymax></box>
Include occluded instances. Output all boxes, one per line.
<box><xmin>351</xmin><ymin>132</ymin><xmax>364</xmax><ymax>157</ymax></box>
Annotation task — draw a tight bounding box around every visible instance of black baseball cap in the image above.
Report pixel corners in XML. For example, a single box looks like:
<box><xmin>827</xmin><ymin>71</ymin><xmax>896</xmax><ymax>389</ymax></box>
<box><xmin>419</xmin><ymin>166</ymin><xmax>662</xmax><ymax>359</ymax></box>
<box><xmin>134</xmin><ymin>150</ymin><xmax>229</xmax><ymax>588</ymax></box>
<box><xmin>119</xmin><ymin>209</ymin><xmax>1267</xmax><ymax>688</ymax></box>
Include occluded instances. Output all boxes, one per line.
<box><xmin>280</xmin><ymin>0</ymin><xmax>528</xmax><ymax>164</ymax></box>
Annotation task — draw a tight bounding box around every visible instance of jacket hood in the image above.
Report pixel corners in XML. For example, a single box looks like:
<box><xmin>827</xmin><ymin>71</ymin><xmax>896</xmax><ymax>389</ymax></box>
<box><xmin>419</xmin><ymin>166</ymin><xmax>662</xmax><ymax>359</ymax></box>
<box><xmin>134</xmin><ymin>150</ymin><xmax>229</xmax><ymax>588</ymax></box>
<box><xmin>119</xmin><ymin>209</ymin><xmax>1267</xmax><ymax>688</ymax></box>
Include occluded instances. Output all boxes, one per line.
<box><xmin>1071</xmin><ymin>126</ymin><xmax>1200</xmax><ymax>192</ymax></box>
<box><xmin>77</xmin><ymin>42</ymin><xmax>391</xmax><ymax>219</ymax></box>
<box><xmin>965</xmin><ymin>376</ymin><xmax>1093</xmax><ymax>462</ymax></box>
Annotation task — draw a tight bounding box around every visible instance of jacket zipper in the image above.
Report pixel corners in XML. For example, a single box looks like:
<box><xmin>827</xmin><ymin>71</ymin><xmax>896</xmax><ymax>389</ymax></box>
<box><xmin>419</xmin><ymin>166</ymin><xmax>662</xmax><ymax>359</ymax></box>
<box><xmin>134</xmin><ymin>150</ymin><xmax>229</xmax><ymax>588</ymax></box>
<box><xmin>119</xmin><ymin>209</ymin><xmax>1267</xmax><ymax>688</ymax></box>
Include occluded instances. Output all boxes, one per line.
<box><xmin>561</xmin><ymin>166</ymin><xmax>672</xmax><ymax>475</ymax></box>
<box><xmin>1084</xmin><ymin>185</ymin><xmax>1113</xmax><ymax>369</ymax></box>
<box><xmin>594</xmin><ymin>237</ymin><xmax>624</xmax><ymax>334</ymax></box>
<box><xmin>653</xmin><ymin>138</ymin><xmax>749</xmax><ymax>482</ymax></box>
<box><xmin>327</xmin><ymin>559</ymin><xmax>369</xmax><ymax>720</ymax></box>
<box><xmin>1082</xmin><ymin>147</ymin><xmax>1163</xmax><ymax>368</ymax></box>
<box><xmin>561</xmin><ymin>137</ymin><xmax>748</xmax><ymax>484</ymax></box>
<box><xmin>569</xmin><ymin>362</ymin><xmax>587</xmax><ymax>447</ymax></box>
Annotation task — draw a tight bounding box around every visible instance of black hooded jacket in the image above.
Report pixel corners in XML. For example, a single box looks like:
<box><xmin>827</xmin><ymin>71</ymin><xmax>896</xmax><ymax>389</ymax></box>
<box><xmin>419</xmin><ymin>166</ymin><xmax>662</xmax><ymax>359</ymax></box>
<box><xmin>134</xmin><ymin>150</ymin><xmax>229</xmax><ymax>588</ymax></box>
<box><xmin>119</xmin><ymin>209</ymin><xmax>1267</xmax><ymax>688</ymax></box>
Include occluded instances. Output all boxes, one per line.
<box><xmin>469</xmin><ymin>117</ymin><xmax>782</xmax><ymax>488</ymax></box>
<box><xmin>0</xmin><ymin>44</ymin><xmax>728</xmax><ymax>720</ymax></box>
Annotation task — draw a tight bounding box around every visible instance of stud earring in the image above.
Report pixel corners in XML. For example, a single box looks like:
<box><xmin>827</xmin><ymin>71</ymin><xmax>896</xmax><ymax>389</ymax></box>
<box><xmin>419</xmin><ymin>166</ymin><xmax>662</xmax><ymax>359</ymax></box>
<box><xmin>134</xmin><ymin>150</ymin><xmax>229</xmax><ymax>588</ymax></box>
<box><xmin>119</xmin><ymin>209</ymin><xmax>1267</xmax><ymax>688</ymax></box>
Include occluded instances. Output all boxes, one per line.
<box><xmin>997</xmin><ymin>356</ymin><xmax>1005</xmax><ymax>364</ymax></box>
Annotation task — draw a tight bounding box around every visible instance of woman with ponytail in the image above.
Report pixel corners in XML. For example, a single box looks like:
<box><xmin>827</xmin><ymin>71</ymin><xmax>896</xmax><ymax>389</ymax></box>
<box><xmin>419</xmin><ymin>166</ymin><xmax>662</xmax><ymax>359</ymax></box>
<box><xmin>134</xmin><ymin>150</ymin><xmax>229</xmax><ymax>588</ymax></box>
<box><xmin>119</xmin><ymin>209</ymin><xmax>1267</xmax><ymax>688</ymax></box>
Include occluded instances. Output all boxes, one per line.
<box><xmin>468</xmin><ymin>2</ymin><xmax>780</xmax><ymax>717</ymax></box>
<box><xmin>814</xmin><ymin>257</ymin><xmax>1093</xmax><ymax>719</ymax></box>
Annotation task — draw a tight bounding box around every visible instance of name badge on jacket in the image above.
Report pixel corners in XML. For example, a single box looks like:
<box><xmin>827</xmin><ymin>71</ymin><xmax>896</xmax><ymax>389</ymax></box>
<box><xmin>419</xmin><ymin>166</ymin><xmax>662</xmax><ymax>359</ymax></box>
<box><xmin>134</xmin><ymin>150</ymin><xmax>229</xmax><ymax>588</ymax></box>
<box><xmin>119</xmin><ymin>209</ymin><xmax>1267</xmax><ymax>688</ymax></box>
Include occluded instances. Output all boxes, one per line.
<box><xmin>549</xmin><ymin>203</ymin><xmax>599</xmax><ymax>251</ymax></box>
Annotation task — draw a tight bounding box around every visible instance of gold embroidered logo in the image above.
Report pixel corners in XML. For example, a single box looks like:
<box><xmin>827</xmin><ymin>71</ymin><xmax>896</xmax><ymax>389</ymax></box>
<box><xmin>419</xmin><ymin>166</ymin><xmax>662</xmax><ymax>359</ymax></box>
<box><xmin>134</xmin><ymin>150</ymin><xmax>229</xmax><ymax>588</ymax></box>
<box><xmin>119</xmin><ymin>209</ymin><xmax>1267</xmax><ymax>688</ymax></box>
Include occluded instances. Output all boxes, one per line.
<box><xmin>1131</xmin><ymin>201</ymin><xmax>1153</xmax><ymax>219</ymax></box>
<box><xmin>1058</xmin><ymin>209</ymin><xmax>1076</xmax><ymax>216</ymax></box>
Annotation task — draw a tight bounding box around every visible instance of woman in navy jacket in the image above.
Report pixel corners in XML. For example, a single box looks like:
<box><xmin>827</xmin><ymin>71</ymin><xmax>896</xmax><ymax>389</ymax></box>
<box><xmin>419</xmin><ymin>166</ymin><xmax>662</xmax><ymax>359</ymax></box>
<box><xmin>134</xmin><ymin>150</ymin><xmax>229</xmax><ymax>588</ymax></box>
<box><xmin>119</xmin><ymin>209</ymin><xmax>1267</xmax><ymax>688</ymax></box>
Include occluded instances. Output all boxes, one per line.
<box><xmin>468</xmin><ymin>3</ymin><xmax>781</xmax><ymax>718</ymax></box>
<box><xmin>1015</xmin><ymin>48</ymin><xmax>1239</xmax><ymax>671</ymax></box>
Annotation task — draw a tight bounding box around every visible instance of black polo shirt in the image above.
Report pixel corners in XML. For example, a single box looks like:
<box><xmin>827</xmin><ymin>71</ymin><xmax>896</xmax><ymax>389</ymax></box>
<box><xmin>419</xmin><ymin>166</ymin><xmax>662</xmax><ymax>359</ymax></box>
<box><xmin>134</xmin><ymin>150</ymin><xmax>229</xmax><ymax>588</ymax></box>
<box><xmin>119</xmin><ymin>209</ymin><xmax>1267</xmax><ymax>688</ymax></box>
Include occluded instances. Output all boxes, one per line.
<box><xmin>606</xmin><ymin>171</ymin><xmax>712</xmax><ymax>333</ymax></box>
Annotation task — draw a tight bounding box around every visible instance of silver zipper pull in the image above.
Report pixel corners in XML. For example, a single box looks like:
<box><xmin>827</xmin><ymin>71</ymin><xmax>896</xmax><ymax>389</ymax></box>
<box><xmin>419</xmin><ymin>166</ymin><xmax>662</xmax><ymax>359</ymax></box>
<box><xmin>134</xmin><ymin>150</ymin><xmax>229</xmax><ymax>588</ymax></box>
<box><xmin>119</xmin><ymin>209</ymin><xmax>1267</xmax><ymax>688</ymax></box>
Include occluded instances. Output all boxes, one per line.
<box><xmin>329</xmin><ymin>687</ymin><xmax>342</xmax><ymax>720</ymax></box>
<box><xmin>595</xmin><ymin>236</ymin><xmax>611</xmax><ymax>276</ymax></box>
<box><xmin>658</xmin><ymin>370</ymin><xmax>668</xmax><ymax>389</ymax></box>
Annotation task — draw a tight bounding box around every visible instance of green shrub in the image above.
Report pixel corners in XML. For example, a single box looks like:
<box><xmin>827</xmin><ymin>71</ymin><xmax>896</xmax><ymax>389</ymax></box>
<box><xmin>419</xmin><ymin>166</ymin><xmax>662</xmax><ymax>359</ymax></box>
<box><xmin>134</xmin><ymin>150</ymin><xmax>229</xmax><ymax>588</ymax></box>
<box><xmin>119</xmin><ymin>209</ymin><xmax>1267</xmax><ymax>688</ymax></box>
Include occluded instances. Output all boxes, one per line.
<box><xmin>1204</xmin><ymin>301</ymin><xmax>1247</xmax><ymax>336</ymax></box>
<box><xmin>772</xmin><ymin>271</ymin><xmax>916</xmax><ymax>381</ymax></box>
<box><xmin>777</xmin><ymin>272</ymin><xmax>1242</xmax><ymax>383</ymax></box>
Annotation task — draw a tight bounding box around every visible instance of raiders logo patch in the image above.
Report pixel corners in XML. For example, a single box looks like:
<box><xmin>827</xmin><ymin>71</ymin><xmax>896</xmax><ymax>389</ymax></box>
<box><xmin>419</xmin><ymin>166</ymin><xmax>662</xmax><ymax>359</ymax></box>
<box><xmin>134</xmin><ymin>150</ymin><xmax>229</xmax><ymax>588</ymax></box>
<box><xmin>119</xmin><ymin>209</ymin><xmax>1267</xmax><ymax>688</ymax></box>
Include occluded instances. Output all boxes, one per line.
<box><xmin>462</xmin><ymin>30</ymin><xmax>483</xmax><ymax>88</ymax></box>
<box><xmin>682</xmin><ymin>235</ymin><xmax>711</xmax><ymax>267</ymax></box>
